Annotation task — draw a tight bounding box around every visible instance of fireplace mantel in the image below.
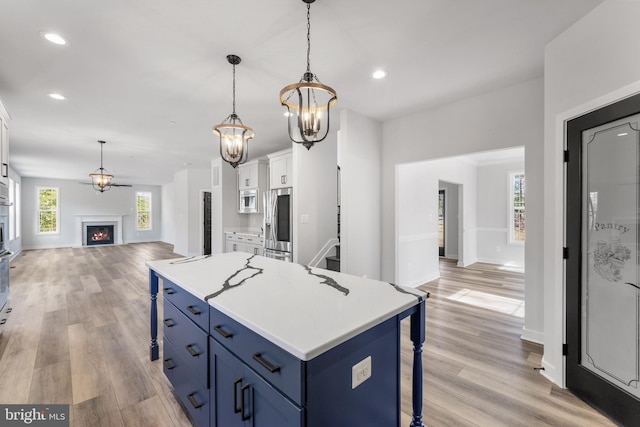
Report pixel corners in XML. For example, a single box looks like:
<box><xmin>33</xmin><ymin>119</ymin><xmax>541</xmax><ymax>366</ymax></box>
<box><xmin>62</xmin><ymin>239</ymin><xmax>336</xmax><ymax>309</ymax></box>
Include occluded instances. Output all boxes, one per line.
<box><xmin>75</xmin><ymin>214</ymin><xmax>125</xmax><ymax>247</ymax></box>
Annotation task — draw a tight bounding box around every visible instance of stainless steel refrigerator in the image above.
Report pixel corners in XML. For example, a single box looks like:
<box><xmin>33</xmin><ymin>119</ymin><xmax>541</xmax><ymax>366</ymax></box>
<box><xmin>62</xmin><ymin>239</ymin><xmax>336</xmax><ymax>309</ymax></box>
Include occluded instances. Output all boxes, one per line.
<box><xmin>263</xmin><ymin>187</ymin><xmax>292</xmax><ymax>262</ymax></box>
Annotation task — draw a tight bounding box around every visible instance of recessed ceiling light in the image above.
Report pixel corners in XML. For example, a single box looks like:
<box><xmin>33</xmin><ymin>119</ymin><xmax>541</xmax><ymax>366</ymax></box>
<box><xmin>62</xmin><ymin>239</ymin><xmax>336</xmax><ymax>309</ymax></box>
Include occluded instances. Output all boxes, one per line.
<box><xmin>372</xmin><ymin>69</ymin><xmax>387</xmax><ymax>79</ymax></box>
<box><xmin>48</xmin><ymin>93</ymin><xmax>67</xmax><ymax>100</ymax></box>
<box><xmin>617</xmin><ymin>132</ymin><xmax>629</xmax><ymax>137</ymax></box>
<box><xmin>40</xmin><ymin>31</ymin><xmax>67</xmax><ymax>45</ymax></box>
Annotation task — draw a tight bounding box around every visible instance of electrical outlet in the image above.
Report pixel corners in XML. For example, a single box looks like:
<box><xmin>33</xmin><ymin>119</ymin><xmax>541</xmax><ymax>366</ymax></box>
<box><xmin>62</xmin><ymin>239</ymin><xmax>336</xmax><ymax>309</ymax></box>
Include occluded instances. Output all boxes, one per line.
<box><xmin>351</xmin><ymin>356</ymin><xmax>372</xmax><ymax>389</ymax></box>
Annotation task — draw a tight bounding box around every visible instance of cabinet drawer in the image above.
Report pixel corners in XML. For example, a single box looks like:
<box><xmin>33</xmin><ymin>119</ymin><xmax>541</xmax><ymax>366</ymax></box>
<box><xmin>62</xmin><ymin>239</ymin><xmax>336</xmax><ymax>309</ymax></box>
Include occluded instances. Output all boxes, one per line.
<box><xmin>162</xmin><ymin>279</ymin><xmax>209</xmax><ymax>331</ymax></box>
<box><xmin>244</xmin><ymin>235</ymin><xmax>263</xmax><ymax>245</ymax></box>
<box><xmin>210</xmin><ymin>307</ymin><xmax>303</xmax><ymax>405</ymax></box>
<box><xmin>226</xmin><ymin>233</ymin><xmax>245</xmax><ymax>242</ymax></box>
<box><xmin>164</xmin><ymin>338</ymin><xmax>210</xmax><ymax>427</ymax></box>
<box><xmin>164</xmin><ymin>299</ymin><xmax>208</xmax><ymax>386</ymax></box>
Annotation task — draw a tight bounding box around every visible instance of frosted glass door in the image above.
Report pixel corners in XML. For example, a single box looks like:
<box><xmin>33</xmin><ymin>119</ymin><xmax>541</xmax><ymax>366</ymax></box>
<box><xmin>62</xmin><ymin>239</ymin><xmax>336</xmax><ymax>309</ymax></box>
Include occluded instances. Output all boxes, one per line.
<box><xmin>581</xmin><ymin>119</ymin><xmax>640</xmax><ymax>397</ymax></box>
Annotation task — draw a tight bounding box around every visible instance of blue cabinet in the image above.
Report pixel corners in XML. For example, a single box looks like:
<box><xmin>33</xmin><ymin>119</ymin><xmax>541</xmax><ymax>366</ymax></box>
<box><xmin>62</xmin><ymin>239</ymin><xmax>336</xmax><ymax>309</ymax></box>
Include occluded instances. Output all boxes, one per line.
<box><xmin>210</xmin><ymin>338</ymin><xmax>303</xmax><ymax>426</ymax></box>
<box><xmin>162</xmin><ymin>279</ymin><xmax>209</xmax><ymax>426</ymax></box>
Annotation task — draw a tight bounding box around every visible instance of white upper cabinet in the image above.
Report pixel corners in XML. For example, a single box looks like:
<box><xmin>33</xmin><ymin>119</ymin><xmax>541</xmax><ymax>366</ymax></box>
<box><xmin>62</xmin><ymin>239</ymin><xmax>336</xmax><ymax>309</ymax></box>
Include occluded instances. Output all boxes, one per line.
<box><xmin>0</xmin><ymin>99</ymin><xmax>10</xmax><ymax>187</ymax></box>
<box><xmin>268</xmin><ymin>149</ymin><xmax>293</xmax><ymax>190</ymax></box>
<box><xmin>238</xmin><ymin>160</ymin><xmax>260</xmax><ymax>190</ymax></box>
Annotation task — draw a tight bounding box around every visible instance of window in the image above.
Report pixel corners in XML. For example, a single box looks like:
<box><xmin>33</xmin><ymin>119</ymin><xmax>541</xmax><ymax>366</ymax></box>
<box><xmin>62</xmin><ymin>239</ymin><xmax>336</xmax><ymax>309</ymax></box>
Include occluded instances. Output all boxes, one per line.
<box><xmin>136</xmin><ymin>191</ymin><xmax>152</xmax><ymax>230</ymax></box>
<box><xmin>509</xmin><ymin>172</ymin><xmax>525</xmax><ymax>244</ymax></box>
<box><xmin>37</xmin><ymin>187</ymin><xmax>59</xmax><ymax>234</ymax></box>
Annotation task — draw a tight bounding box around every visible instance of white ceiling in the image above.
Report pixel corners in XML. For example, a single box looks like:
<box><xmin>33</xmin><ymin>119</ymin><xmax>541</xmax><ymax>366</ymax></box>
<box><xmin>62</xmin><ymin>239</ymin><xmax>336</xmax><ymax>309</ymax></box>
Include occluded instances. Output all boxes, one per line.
<box><xmin>0</xmin><ymin>0</ymin><xmax>602</xmax><ymax>185</ymax></box>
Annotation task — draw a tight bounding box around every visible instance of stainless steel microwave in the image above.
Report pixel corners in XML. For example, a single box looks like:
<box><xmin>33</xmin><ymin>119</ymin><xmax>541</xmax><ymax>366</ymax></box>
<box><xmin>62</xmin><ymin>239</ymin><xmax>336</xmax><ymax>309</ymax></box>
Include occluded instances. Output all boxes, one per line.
<box><xmin>239</xmin><ymin>189</ymin><xmax>259</xmax><ymax>214</ymax></box>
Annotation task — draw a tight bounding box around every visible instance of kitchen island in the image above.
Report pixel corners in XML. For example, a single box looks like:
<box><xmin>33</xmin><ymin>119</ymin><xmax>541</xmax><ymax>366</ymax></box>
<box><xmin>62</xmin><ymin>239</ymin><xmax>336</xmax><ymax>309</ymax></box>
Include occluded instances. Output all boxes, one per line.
<box><xmin>148</xmin><ymin>252</ymin><xmax>427</xmax><ymax>426</ymax></box>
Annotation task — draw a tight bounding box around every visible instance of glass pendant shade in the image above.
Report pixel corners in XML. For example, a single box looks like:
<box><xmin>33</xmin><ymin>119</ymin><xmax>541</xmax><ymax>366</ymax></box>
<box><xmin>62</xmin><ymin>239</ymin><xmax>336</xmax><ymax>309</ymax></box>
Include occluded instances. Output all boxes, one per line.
<box><xmin>213</xmin><ymin>54</ymin><xmax>254</xmax><ymax>168</ymax></box>
<box><xmin>89</xmin><ymin>141</ymin><xmax>113</xmax><ymax>192</ymax></box>
<box><xmin>280</xmin><ymin>77</ymin><xmax>337</xmax><ymax>149</ymax></box>
<box><xmin>213</xmin><ymin>116</ymin><xmax>254</xmax><ymax>168</ymax></box>
<box><xmin>280</xmin><ymin>0</ymin><xmax>337</xmax><ymax>150</ymax></box>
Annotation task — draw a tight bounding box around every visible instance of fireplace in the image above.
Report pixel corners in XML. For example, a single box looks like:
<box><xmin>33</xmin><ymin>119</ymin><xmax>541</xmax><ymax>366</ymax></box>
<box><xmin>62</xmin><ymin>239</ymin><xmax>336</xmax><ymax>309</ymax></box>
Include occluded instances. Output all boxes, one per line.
<box><xmin>86</xmin><ymin>225</ymin><xmax>115</xmax><ymax>246</ymax></box>
<box><xmin>75</xmin><ymin>215</ymin><xmax>124</xmax><ymax>247</ymax></box>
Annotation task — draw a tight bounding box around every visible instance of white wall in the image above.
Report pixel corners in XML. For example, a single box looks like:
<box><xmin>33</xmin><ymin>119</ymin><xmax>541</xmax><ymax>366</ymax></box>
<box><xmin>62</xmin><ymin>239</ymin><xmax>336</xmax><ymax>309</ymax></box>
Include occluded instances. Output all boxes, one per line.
<box><xmin>171</xmin><ymin>168</ymin><xmax>210</xmax><ymax>256</ymax></box>
<box><xmin>397</xmin><ymin>157</ymin><xmax>477</xmax><ymax>287</ymax></box>
<box><xmin>439</xmin><ymin>180</ymin><xmax>459</xmax><ymax>260</ymax></box>
<box><xmin>211</xmin><ymin>158</ymin><xmax>247</xmax><ymax>254</ymax></box>
<box><xmin>293</xmin><ymin>131</ymin><xmax>338</xmax><ymax>265</ymax></box>
<box><xmin>543</xmin><ymin>0</ymin><xmax>640</xmax><ymax>385</ymax></box>
<box><xmin>382</xmin><ymin>77</ymin><xmax>544</xmax><ymax>337</ymax></box>
<box><xmin>476</xmin><ymin>160</ymin><xmax>525</xmax><ymax>268</ymax></box>
<box><xmin>21</xmin><ymin>177</ymin><xmax>162</xmax><ymax>249</ymax></box>
<box><xmin>8</xmin><ymin>166</ymin><xmax>22</xmax><ymax>256</ymax></box>
<box><xmin>339</xmin><ymin>109</ymin><xmax>381</xmax><ymax>279</ymax></box>
<box><xmin>161</xmin><ymin>182</ymin><xmax>175</xmax><ymax>245</ymax></box>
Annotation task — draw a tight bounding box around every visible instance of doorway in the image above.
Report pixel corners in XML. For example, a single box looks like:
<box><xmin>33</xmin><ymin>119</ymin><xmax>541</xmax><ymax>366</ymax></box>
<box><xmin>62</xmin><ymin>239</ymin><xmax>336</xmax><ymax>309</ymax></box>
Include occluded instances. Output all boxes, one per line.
<box><xmin>438</xmin><ymin>190</ymin><xmax>445</xmax><ymax>256</ymax></box>
<box><xmin>203</xmin><ymin>191</ymin><xmax>212</xmax><ymax>255</ymax></box>
<box><xmin>566</xmin><ymin>93</ymin><xmax>640</xmax><ymax>426</ymax></box>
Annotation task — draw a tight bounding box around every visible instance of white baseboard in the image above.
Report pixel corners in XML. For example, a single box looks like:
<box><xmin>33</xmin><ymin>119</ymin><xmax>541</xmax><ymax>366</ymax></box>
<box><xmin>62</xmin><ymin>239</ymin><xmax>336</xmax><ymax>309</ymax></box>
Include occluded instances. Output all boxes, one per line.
<box><xmin>401</xmin><ymin>272</ymin><xmax>440</xmax><ymax>288</ymax></box>
<box><xmin>520</xmin><ymin>327</ymin><xmax>544</xmax><ymax>345</ymax></box>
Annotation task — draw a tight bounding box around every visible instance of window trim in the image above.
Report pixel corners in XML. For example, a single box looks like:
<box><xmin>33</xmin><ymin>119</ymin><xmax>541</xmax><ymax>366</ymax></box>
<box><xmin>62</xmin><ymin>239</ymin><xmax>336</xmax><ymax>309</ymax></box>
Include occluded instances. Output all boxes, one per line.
<box><xmin>36</xmin><ymin>186</ymin><xmax>60</xmax><ymax>235</ymax></box>
<box><xmin>136</xmin><ymin>191</ymin><xmax>152</xmax><ymax>231</ymax></box>
<box><xmin>508</xmin><ymin>171</ymin><xmax>525</xmax><ymax>245</ymax></box>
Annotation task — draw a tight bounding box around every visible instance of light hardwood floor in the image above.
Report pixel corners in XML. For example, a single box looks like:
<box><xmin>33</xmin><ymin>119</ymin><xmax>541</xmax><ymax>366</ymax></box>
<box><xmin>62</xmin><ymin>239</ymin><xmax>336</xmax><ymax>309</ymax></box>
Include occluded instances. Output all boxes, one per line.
<box><xmin>0</xmin><ymin>244</ymin><xmax>617</xmax><ymax>426</ymax></box>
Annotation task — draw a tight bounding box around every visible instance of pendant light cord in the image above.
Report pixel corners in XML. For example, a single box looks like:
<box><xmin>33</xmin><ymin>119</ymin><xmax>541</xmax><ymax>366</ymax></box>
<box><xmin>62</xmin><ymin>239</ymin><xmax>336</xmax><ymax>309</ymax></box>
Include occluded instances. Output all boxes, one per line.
<box><xmin>306</xmin><ymin>3</ymin><xmax>311</xmax><ymax>74</ymax></box>
<box><xmin>232</xmin><ymin>62</ymin><xmax>236</xmax><ymax>115</ymax></box>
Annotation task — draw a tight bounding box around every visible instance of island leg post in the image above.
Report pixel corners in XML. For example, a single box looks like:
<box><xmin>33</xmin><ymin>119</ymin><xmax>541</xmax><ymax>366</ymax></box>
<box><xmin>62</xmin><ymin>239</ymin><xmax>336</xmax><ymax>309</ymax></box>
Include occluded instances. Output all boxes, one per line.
<box><xmin>149</xmin><ymin>269</ymin><xmax>159</xmax><ymax>361</ymax></box>
<box><xmin>409</xmin><ymin>299</ymin><xmax>425</xmax><ymax>427</ymax></box>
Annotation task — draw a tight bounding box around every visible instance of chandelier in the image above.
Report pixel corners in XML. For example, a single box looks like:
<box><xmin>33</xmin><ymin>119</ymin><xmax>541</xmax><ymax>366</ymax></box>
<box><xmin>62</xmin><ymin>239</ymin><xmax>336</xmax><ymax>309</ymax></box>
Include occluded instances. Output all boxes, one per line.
<box><xmin>89</xmin><ymin>140</ymin><xmax>114</xmax><ymax>192</ymax></box>
<box><xmin>213</xmin><ymin>54</ymin><xmax>254</xmax><ymax>168</ymax></box>
<box><xmin>279</xmin><ymin>0</ymin><xmax>337</xmax><ymax>150</ymax></box>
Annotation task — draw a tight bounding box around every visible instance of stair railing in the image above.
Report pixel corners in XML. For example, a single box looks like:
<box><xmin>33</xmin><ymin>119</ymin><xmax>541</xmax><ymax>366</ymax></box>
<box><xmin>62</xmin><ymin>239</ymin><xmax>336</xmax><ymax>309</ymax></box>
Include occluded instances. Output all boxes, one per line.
<box><xmin>308</xmin><ymin>238</ymin><xmax>340</xmax><ymax>268</ymax></box>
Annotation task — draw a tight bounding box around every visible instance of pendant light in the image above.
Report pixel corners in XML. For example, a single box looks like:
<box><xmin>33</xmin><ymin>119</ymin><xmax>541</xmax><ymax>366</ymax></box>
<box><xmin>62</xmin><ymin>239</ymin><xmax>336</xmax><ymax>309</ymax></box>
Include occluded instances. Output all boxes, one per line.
<box><xmin>213</xmin><ymin>54</ymin><xmax>254</xmax><ymax>168</ymax></box>
<box><xmin>89</xmin><ymin>140</ymin><xmax>114</xmax><ymax>193</ymax></box>
<box><xmin>279</xmin><ymin>0</ymin><xmax>337</xmax><ymax>150</ymax></box>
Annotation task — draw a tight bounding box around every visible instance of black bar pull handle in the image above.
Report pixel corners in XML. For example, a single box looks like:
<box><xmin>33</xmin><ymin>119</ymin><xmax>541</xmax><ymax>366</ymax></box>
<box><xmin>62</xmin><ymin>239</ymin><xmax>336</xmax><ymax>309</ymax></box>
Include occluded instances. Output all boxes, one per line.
<box><xmin>185</xmin><ymin>344</ymin><xmax>201</xmax><ymax>357</ymax></box>
<box><xmin>187</xmin><ymin>305</ymin><xmax>201</xmax><ymax>316</ymax></box>
<box><xmin>163</xmin><ymin>287</ymin><xmax>175</xmax><ymax>295</ymax></box>
<box><xmin>252</xmin><ymin>352</ymin><xmax>281</xmax><ymax>373</ymax></box>
<box><xmin>233</xmin><ymin>378</ymin><xmax>242</xmax><ymax>413</ymax></box>
<box><xmin>214</xmin><ymin>325</ymin><xmax>233</xmax><ymax>339</ymax></box>
<box><xmin>241</xmin><ymin>384</ymin><xmax>251</xmax><ymax>421</ymax></box>
<box><xmin>163</xmin><ymin>319</ymin><xmax>175</xmax><ymax>328</ymax></box>
<box><xmin>163</xmin><ymin>358</ymin><xmax>176</xmax><ymax>370</ymax></box>
<box><xmin>187</xmin><ymin>392</ymin><xmax>203</xmax><ymax>409</ymax></box>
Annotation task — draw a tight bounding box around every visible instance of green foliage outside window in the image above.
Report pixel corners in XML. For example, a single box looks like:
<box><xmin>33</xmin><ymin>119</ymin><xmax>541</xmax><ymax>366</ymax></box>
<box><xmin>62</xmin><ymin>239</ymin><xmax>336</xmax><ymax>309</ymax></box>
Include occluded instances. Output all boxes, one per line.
<box><xmin>137</xmin><ymin>192</ymin><xmax>151</xmax><ymax>230</ymax></box>
<box><xmin>38</xmin><ymin>187</ymin><xmax>58</xmax><ymax>233</ymax></box>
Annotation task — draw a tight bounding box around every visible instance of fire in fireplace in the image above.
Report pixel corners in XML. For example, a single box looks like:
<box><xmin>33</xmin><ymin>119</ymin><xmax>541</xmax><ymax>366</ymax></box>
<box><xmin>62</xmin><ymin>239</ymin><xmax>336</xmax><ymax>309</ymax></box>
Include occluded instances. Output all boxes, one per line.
<box><xmin>86</xmin><ymin>225</ymin><xmax>115</xmax><ymax>246</ymax></box>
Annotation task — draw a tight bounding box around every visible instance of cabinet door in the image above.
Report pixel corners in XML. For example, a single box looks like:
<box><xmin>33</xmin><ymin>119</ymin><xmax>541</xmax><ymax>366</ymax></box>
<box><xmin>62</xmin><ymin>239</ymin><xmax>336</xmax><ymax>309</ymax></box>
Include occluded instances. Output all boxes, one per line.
<box><xmin>246</xmin><ymin>368</ymin><xmax>303</xmax><ymax>427</ymax></box>
<box><xmin>211</xmin><ymin>339</ymin><xmax>303</xmax><ymax>427</ymax></box>
<box><xmin>226</xmin><ymin>241</ymin><xmax>247</xmax><ymax>253</ymax></box>
<box><xmin>211</xmin><ymin>339</ymin><xmax>245</xmax><ymax>427</ymax></box>
<box><xmin>238</xmin><ymin>163</ymin><xmax>258</xmax><ymax>190</ymax></box>
<box><xmin>270</xmin><ymin>154</ymin><xmax>291</xmax><ymax>189</ymax></box>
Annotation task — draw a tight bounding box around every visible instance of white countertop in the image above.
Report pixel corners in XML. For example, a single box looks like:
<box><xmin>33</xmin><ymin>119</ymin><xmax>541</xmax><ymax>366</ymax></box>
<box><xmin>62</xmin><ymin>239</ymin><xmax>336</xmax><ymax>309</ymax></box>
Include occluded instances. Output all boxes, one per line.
<box><xmin>147</xmin><ymin>252</ymin><xmax>425</xmax><ymax>361</ymax></box>
<box><xmin>224</xmin><ymin>228</ymin><xmax>262</xmax><ymax>237</ymax></box>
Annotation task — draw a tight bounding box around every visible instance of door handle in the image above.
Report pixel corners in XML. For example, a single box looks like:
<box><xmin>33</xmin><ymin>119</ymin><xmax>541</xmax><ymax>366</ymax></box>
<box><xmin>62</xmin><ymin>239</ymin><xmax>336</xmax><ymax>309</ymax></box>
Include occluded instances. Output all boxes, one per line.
<box><xmin>241</xmin><ymin>383</ymin><xmax>251</xmax><ymax>421</ymax></box>
<box><xmin>252</xmin><ymin>352</ymin><xmax>281</xmax><ymax>373</ymax></box>
<box><xmin>185</xmin><ymin>344</ymin><xmax>201</xmax><ymax>357</ymax></box>
<box><xmin>213</xmin><ymin>325</ymin><xmax>233</xmax><ymax>339</ymax></box>
<box><xmin>233</xmin><ymin>378</ymin><xmax>242</xmax><ymax>413</ymax></box>
<box><xmin>187</xmin><ymin>392</ymin><xmax>203</xmax><ymax>409</ymax></box>
<box><xmin>163</xmin><ymin>358</ymin><xmax>176</xmax><ymax>370</ymax></box>
<box><xmin>186</xmin><ymin>305</ymin><xmax>201</xmax><ymax>316</ymax></box>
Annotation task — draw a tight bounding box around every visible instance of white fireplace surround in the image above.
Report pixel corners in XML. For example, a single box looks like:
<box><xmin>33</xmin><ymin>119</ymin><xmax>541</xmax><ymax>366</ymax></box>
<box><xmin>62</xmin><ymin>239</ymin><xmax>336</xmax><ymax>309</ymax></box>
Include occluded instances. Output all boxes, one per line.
<box><xmin>75</xmin><ymin>214</ymin><xmax>124</xmax><ymax>247</ymax></box>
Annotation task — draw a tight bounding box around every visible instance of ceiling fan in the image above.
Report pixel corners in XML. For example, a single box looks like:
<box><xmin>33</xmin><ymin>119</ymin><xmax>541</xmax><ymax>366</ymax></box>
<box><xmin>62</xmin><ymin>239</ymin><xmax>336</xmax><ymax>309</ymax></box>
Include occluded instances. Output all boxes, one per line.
<box><xmin>79</xmin><ymin>140</ymin><xmax>132</xmax><ymax>192</ymax></box>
